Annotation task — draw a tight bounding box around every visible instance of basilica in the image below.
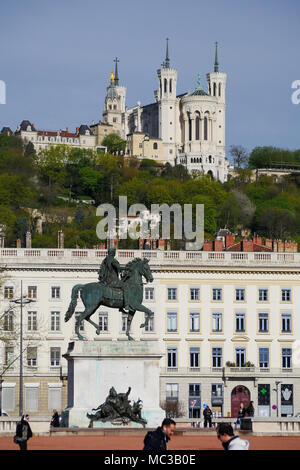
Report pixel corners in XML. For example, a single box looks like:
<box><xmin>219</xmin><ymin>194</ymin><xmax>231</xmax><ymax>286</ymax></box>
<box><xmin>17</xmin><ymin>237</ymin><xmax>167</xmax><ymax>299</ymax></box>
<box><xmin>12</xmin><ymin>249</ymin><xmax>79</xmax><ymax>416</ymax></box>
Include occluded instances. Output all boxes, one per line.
<box><xmin>2</xmin><ymin>41</ymin><xmax>229</xmax><ymax>182</ymax></box>
<box><xmin>101</xmin><ymin>40</ymin><xmax>229</xmax><ymax>182</ymax></box>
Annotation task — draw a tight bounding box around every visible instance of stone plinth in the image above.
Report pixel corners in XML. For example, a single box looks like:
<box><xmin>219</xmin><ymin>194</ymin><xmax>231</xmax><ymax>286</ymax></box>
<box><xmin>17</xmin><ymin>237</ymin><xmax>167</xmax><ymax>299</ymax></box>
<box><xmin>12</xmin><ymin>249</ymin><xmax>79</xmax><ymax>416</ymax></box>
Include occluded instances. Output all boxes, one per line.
<box><xmin>63</xmin><ymin>340</ymin><xmax>165</xmax><ymax>428</ymax></box>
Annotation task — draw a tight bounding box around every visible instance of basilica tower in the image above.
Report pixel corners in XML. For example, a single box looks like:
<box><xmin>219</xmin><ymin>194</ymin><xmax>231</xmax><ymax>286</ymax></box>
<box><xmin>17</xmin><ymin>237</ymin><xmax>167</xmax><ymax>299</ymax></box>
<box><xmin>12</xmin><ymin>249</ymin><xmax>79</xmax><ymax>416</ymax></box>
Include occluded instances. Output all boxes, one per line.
<box><xmin>157</xmin><ymin>39</ymin><xmax>181</xmax><ymax>161</ymax></box>
<box><xmin>102</xmin><ymin>57</ymin><xmax>126</xmax><ymax>137</ymax></box>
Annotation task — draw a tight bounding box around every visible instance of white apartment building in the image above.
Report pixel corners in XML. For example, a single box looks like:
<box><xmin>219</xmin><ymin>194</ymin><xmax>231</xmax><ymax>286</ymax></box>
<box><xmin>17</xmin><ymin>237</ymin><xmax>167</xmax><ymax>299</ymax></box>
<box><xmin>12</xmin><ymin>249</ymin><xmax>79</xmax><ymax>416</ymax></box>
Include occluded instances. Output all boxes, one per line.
<box><xmin>0</xmin><ymin>248</ymin><xmax>299</xmax><ymax>420</ymax></box>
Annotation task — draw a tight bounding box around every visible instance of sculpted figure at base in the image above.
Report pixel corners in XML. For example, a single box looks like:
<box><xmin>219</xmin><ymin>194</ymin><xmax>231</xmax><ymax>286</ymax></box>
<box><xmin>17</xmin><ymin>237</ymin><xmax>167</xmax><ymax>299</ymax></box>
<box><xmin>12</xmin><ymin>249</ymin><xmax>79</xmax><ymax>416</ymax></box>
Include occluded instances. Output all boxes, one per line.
<box><xmin>65</xmin><ymin>249</ymin><xmax>154</xmax><ymax>341</ymax></box>
<box><xmin>86</xmin><ymin>387</ymin><xmax>147</xmax><ymax>428</ymax></box>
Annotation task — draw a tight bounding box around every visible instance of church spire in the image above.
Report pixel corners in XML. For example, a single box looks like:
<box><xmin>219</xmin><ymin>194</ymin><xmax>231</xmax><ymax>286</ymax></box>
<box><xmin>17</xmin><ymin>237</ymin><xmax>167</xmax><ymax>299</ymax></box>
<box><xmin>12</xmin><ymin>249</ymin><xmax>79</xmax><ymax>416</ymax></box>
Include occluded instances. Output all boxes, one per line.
<box><xmin>214</xmin><ymin>42</ymin><xmax>219</xmax><ymax>72</ymax></box>
<box><xmin>114</xmin><ymin>57</ymin><xmax>120</xmax><ymax>86</ymax></box>
<box><xmin>162</xmin><ymin>38</ymin><xmax>170</xmax><ymax>68</ymax></box>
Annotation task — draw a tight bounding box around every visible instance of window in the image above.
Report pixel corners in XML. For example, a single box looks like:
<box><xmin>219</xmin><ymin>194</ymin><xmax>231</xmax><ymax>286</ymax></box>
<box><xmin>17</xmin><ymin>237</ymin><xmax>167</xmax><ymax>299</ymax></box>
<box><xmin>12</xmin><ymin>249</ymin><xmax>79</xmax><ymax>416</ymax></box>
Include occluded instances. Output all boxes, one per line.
<box><xmin>259</xmin><ymin>288</ymin><xmax>268</xmax><ymax>301</ymax></box>
<box><xmin>189</xmin><ymin>384</ymin><xmax>201</xmax><ymax>418</ymax></box>
<box><xmin>164</xmin><ymin>78</ymin><xmax>167</xmax><ymax>94</ymax></box>
<box><xmin>167</xmin><ymin>346</ymin><xmax>177</xmax><ymax>368</ymax></box>
<box><xmin>235</xmin><ymin>347</ymin><xmax>246</xmax><ymax>367</ymax></box>
<box><xmin>190</xmin><ymin>287</ymin><xmax>200</xmax><ymax>301</ymax></box>
<box><xmin>212</xmin><ymin>288</ymin><xmax>222</xmax><ymax>301</ymax></box>
<box><xmin>212</xmin><ymin>347</ymin><xmax>222</xmax><ymax>368</ymax></box>
<box><xmin>235</xmin><ymin>312</ymin><xmax>245</xmax><ymax>332</ymax></box>
<box><xmin>75</xmin><ymin>312</ymin><xmax>84</xmax><ymax>331</ymax></box>
<box><xmin>190</xmin><ymin>346</ymin><xmax>200</xmax><ymax>368</ymax></box>
<box><xmin>235</xmin><ymin>288</ymin><xmax>245</xmax><ymax>301</ymax></box>
<box><xmin>50</xmin><ymin>311</ymin><xmax>60</xmax><ymax>331</ymax></box>
<box><xmin>27</xmin><ymin>286</ymin><xmax>37</xmax><ymax>299</ymax></box>
<box><xmin>27</xmin><ymin>311</ymin><xmax>37</xmax><ymax>331</ymax></box>
<box><xmin>167</xmin><ymin>311</ymin><xmax>177</xmax><ymax>332</ymax></box>
<box><xmin>169</xmin><ymin>79</ymin><xmax>172</xmax><ymax>93</ymax></box>
<box><xmin>166</xmin><ymin>383</ymin><xmax>178</xmax><ymax>401</ymax></box>
<box><xmin>139</xmin><ymin>143</ymin><xmax>142</xmax><ymax>148</ymax></box>
<box><xmin>204</xmin><ymin>117</ymin><xmax>208</xmax><ymax>140</ymax></box>
<box><xmin>195</xmin><ymin>115</ymin><xmax>200</xmax><ymax>140</ymax></box>
<box><xmin>168</xmin><ymin>287</ymin><xmax>177</xmax><ymax>300</ymax></box>
<box><xmin>282</xmin><ymin>348</ymin><xmax>292</xmax><ymax>369</ymax></box>
<box><xmin>259</xmin><ymin>347</ymin><xmax>269</xmax><ymax>368</ymax></box>
<box><xmin>27</xmin><ymin>347</ymin><xmax>37</xmax><ymax>367</ymax></box>
<box><xmin>4</xmin><ymin>286</ymin><xmax>14</xmax><ymax>299</ymax></box>
<box><xmin>99</xmin><ymin>312</ymin><xmax>108</xmax><ymax>332</ymax></box>
<box><xmin>281</xmin><ymin>312</ymin><xmax>291</xmax><ymax>333</ymax></box>
<box><xmin>212</xmin><ymin>311</ymin><xmax>222</xmax><ymax>332</ymax></box>
<box><xmin>113</xmin><ymin>118</ymin><xmax>117</xmax><ymax>123</ymax></box>
<box><xmin>3</xmin><ymin>311</ymin><xmax>14</xmax><ymax>331</ymax></box>
<box><xmin>51</xmin><ymin>287</ymin><xmax>60</xmax><ymax>299</ymax></box>
<box><xmin>212</xmin><ymin>384</ymin><xmax>223</xmax><ymax>397</ymax></box>
<box><xmin>145</xmin><ymin>287</ymin><xmax>154</xmax><ymax>301</ymax></box>
<box><xmin>113</xmin><ymin>105</ymin><xmax>117</xmax><ymax>110</ymax></box>
<box><xmin>5</xmin><ymin>347</ymin><xmax>14</xmax><ymax>366</ymax></box>
<box><xmin>282</xmin><ymin>289</ymin><xmax>291</xmax><ymax>302</ymax></box>
<box><xmin>50</xmin><ymin>347</ymin><xmax>60</xmax><ymax>367</ymax></box>
<box><xmin>144</xmin><ymin>313</ymin><xmax>154</xmax><ymax>332</ymax></box>
<box><xmin>2</xmin><ymin>386</ymin><xmax>15</xmax><ymax>411</ymax></box>
<box><xmin>25</xmin><ymin>386</ymin><xmax>39</xmax><ymax>411</ymax></box>
<box><xmin>259</xmin><ymin>312</ymin><xmax>269</xmax><ymax>333</ymax></box>
<box><xmin>153</xmin><ymin>142</ymin><xmax>158</xmax><ymax>150</ymax></box>
<box><xmin>190</xmin><ymin>311</ymin><xmax>200</xmax><ymax>332</ymax></box>
<box><xmin>48</xmin><ymin>386</ymin><xmax>62</xmax><ymax>410</ymax></box>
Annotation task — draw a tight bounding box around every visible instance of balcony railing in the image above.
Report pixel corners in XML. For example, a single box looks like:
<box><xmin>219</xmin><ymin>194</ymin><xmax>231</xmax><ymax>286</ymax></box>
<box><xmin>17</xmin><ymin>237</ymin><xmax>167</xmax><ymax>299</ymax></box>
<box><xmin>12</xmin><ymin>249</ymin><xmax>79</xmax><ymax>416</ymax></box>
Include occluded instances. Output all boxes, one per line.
<box><xmin>1</xmin><ymin>248</ymin><xmax>299</xmax><ymax>267</ymax></box>
<box><xmin>161</xmin><ymin>367</ymin><xmax>300</xmax><ymax>376</ymax></box>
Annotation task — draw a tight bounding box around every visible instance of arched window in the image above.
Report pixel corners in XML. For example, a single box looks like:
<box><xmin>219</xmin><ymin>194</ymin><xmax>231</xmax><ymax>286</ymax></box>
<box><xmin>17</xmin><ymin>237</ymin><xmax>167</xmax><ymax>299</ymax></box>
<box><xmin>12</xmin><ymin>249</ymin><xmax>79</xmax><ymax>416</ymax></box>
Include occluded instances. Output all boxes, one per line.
<box><xmin>213</xmin><ymin>83</ymin><xmax>216</xmax><ymax>96</ymax></box>
<box><xmin>219</xmin><ymin>83</ymin><xmax>221</xmax><ymax>97</ymax></box>
<box><xmin>164</xmin><ymin>78</ymin><xmax>167</xmax><ymax>94</ymax></box>
<box><xmin>169</xmin><ymin>79</ymin><xmax>172</xmax><ymax>94</ymax></box>
<box><xmin>209</xmin><ymin>155</ymin><xmax>212</xmax><ymax>163</ymax></box>
<box><xmin>160</xmin><ymin>79</ymin><xmax>162</xmax><ymax>98</ymax></box>
<box><xmin>204</xmin><ymin>117</ymin><xmax>208</xmax><ymax>140</ymax></box>
<box><xmin>188</xmin><ymin>116</ymin><xmax>192</xmax><ymax>141</ymax></box>
<box><xmin>195</xmin><ymin>113</ymin><xmax>200</xmax><ymax>140</ymax></box>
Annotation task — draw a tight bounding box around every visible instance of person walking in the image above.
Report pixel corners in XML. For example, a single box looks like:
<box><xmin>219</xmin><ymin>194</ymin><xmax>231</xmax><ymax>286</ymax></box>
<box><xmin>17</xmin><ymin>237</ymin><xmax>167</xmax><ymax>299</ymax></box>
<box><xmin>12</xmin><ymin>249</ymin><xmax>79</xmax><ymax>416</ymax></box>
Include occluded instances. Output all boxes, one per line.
<box><xmin>235</xmin><ymin>402</ymin><xmax>246</xmax><ymax>429</ymax></box>
<box><xmin>246</xmin><ymin>401</ymin><xmax>255</xmax><ymax>417</ymax></box>
<box><xmin>203</xmin><ymin>406</ymin><xmax>213</xmax><ymax>428</ymax></box>
<box><xmin>216</xmin><ymin>423</ymin><xmax>249</xmax><ymax>450</ymax></box>
<box><xmin>50</xmin><ymin>410</ymin><xmax>60</xmax><ymax>428</ymax></box>
<box><xmin>14</xmin><ymin>415</ymin><xmax>33</xmax><ymax>451</ymax></box>
<box><xmin>143</xmin><ymin>418</ymin><xmax>176</xmax><ymax>450</ymax></box>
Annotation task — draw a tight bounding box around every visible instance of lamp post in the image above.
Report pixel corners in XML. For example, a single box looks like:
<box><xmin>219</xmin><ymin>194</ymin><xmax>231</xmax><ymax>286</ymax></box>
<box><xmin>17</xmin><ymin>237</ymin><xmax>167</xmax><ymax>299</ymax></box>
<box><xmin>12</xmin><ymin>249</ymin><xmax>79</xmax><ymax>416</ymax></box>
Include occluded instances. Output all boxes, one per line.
<box><xmin>12</xmin><ymin>281</ymin><xmax>36</xmax><ymax>417</ymax></box>
<box><xmin>273</xmin><ymin>381</ymin><xmax>282</xmax><ymax>418</ymax></box>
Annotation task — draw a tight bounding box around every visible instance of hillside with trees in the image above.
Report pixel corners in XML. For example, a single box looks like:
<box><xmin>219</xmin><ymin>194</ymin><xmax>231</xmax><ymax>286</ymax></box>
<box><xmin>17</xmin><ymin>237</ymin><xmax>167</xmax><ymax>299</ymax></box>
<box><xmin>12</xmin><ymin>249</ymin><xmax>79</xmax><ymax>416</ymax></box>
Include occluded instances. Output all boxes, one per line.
<box><xmin>0</xmin><ymin>134</ymin><xmax>300</xmax><ymax>250</ymax></box>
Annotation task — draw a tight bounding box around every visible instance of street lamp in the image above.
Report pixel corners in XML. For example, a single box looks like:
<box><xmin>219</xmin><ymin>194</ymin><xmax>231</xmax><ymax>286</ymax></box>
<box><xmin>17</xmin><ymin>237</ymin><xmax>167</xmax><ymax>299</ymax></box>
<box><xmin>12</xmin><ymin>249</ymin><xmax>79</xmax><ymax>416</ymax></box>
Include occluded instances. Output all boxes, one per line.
<box><xmin>273</xmin><ymin>381</ymin><xmax>282</xmax><ymax>418</ymax></box>
<box><xmin>11</xmin><ymin>280</ymin><xmax>36</xmax><ymax>417</ymax></box>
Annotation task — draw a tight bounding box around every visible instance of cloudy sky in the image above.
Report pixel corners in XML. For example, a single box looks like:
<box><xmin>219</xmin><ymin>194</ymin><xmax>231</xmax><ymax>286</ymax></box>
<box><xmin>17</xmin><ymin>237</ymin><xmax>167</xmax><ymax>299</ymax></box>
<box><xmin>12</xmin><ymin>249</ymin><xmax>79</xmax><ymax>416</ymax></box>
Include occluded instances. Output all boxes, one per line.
<box><xmin>1</xmin><ymin>0</ymin><xmax>299</xmax><ymax>154</ymax></box>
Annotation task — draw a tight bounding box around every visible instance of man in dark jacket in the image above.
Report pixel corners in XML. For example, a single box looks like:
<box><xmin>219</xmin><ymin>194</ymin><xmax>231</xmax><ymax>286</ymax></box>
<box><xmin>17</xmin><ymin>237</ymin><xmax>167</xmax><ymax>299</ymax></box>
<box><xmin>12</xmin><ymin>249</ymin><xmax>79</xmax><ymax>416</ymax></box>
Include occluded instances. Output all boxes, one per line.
<box><xmin>143</xmin><ymin>418</ymin><xmax>176</xmax><ymax>451</ymax></box>
<box><xmin>203</xmin><ymin>406</ymin><xmax>213</xmax><ymax>427</ymax></box>
<box><xmin>15</xmin><ymin>415</ymin><xmax>33</xmax><ymax>451</ymax></box>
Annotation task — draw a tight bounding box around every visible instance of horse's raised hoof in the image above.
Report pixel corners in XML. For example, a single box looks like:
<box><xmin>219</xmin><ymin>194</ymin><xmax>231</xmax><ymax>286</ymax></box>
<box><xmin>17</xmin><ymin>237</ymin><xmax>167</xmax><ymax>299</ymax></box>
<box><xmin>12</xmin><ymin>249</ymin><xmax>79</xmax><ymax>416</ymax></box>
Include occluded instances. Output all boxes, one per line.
<box><xmin>76</xmin><ymin>333</ymin><xmax>84</xmax><ymax>341</ymax></box>
<box><xmin>127</xmin><ymin>335</ymin><xmax>135</xmax><ymax>341</ymax></box>
<box><xmin>96</xmin><ymin>328</ymin><xmax>101</xmax><ymax>335</ymax></box>
<box><xmin>139</xmin><ymin>323</ymin><xmax>145</xmax><ymax>329</ymax></box>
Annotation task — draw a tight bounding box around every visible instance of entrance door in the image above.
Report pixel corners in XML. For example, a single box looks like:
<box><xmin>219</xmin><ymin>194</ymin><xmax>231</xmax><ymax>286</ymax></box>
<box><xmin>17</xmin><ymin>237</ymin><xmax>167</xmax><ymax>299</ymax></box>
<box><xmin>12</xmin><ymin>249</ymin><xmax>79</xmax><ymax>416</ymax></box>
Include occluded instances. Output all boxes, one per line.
<box><xmin>231</xmin><ymin>385</ymin><xmax>251</xmax><ymax>417</ymax></box>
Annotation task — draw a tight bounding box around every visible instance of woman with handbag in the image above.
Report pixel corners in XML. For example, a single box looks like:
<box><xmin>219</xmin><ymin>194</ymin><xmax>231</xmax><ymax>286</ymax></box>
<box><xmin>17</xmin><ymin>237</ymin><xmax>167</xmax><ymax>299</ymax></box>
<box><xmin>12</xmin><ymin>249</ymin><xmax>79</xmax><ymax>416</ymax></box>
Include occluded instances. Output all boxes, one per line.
<box><xmin>14</xmin><ymin>415</ymin><xmax>33</xmax><ymax>450</ymax></box>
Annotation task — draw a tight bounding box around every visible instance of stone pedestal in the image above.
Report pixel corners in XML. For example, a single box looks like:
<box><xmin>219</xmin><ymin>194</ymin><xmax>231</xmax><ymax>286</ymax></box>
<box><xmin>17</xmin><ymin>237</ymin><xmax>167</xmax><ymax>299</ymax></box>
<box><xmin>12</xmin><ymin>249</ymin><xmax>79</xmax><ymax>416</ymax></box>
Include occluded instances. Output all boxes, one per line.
<box><xmin>63</xmin><ymin>340</ymin><xmax>165</xmax><ymax>428</ymax></box>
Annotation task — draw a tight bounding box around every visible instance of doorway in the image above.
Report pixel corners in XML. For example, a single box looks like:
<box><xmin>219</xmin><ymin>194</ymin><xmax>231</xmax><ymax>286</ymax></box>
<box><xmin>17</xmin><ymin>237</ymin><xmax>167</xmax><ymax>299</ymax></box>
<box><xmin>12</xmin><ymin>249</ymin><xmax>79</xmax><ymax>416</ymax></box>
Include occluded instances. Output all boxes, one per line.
<box><xmin>231</xmin><ymin>385</ymin><xmax>251</xmax><ymax>417</ymax></box>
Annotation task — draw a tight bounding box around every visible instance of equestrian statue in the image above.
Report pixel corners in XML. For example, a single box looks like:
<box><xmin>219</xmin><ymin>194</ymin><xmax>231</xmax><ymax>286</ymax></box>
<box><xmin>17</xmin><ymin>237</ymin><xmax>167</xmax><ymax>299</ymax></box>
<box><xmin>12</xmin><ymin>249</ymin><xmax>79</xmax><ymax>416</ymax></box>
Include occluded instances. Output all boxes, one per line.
<box><xmin>64</xmin><ymin>247</ymin><xmax>154</xmax><ymax>341</ymax></box>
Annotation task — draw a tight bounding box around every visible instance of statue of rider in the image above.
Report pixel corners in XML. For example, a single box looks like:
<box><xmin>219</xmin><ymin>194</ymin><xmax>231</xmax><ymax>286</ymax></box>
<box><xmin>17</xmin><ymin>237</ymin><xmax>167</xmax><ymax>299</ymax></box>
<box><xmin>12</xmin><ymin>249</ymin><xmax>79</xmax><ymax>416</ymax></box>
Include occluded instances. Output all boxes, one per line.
<box><xmin>98</xmin><ymin>246</ymin><xmax>130</xmax><ymax>313</ymax></box>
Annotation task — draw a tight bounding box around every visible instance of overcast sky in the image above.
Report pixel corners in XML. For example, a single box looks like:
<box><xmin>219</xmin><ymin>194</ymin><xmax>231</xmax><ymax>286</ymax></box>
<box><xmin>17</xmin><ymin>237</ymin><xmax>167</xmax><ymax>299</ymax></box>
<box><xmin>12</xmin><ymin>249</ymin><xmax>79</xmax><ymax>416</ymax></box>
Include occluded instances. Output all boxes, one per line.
<box><xmin>1</xmin><ymin>0</ymin><xmax>299</xmax><ymax>154</ymax></box>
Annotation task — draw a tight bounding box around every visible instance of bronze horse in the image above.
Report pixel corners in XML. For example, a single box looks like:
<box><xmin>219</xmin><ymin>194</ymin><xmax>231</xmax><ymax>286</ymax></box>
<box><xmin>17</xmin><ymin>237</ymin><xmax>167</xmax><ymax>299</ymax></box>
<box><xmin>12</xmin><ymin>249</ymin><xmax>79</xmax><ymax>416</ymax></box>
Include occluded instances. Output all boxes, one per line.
<box><xmin>65</xmin><ymin>258</ymin><xmax>154</xmax><ymax>340</ymax></box>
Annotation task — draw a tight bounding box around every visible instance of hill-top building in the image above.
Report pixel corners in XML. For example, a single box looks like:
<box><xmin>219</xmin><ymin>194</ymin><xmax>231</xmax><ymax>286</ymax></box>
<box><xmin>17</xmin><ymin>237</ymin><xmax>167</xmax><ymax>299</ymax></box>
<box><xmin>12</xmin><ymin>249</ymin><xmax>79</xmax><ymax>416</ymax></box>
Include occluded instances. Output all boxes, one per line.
<box><xmin>1</xmin><ymin>41</ymin><xmax>228</xmax><ymax>182</ymax></box>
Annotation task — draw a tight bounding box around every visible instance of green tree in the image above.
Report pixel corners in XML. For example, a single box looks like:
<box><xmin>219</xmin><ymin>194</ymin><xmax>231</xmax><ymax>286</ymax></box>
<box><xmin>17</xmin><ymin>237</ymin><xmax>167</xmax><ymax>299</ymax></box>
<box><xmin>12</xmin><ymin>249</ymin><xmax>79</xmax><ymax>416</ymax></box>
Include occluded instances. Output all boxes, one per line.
<box><xmin>101</xmin><ymin>133</ymin><xmax>126</xmax><ymax>154</ymax></box>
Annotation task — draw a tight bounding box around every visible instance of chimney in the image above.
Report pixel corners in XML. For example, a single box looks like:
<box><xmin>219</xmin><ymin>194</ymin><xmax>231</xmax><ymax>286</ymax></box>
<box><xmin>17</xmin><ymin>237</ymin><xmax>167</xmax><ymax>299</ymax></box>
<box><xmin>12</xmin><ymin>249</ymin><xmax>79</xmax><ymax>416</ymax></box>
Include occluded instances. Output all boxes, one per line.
<box><xmin>57</xmin><ymin>230</ymin><xmax>64</xmax><ymax>249</ymax></box>
<box><xmin>66</xmin><ymin>127</ymin><xmax>68</xmax><ymax>133</ymax></box>
<box><xmin>225</xmin><ymin>233</ymin><xmax>235</xmax><ymax>248</ymax></box>
<box><xmin>242</xmin><ymin>239</ymin><xmax>254</xmax><ymax>252</ymax></box>
<box><xmin>214</xmin><ymin>239</ymin><xmax>223</xmax><ymax>251</ymax></box>
<box><xmin>138</xmin><ymin>238</ymin><xmax>144</xmax><ymax>250</ymax></box>
<box><xmin>158</xmin><ymin>239</ymin><xmax>165</xmax><ymax>251</ymax></box>
<box><xmin>265</xmin><ymin>239</ymin><xmax>273</xmax><ymax>250</ymax></box>
<box><xmin>26</xmin><ymin>231</ymin><xmax>31</xmax><ymax>249</ymax></box>
<box><xmin>76</xmin><ymin>127</ymin><xmax>79</xmax><ymax>134</ymax></box>
<box><xmin>277</xmin><ymin>240</ymin><xmax>284</xmax><ymax>252</ymax></box>
<box><xmin>203</xmin><ymin>240</ymin><xmax>213</xmax><ymax>251</ymax></box>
